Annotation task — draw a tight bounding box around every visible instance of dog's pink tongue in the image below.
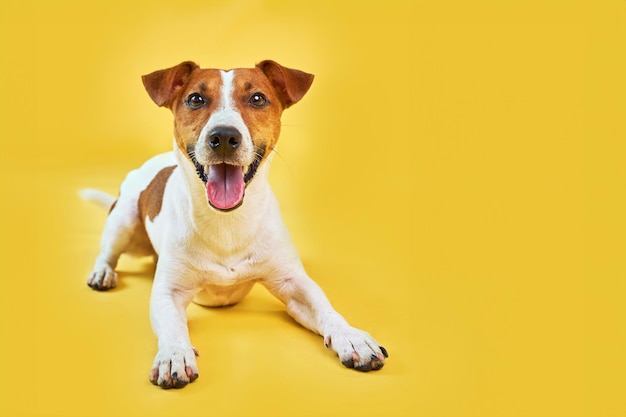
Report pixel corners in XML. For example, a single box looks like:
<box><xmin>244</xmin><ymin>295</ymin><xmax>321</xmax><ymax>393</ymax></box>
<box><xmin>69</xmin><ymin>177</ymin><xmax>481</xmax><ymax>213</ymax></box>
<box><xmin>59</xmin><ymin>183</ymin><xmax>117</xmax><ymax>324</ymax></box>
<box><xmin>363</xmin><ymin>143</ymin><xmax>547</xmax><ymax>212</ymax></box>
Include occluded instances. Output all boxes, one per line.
<box><xmin>206</xmin><ymin>164</ymin><xmax>245</xmax><ymax>210</ymax></box>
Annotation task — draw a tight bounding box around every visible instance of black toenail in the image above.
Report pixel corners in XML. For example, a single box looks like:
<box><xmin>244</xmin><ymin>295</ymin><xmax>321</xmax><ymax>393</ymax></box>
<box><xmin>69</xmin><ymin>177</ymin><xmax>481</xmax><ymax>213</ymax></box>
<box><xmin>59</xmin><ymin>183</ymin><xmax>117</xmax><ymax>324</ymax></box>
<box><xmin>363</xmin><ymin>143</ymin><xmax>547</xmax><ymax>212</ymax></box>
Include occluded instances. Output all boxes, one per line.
<box><xmin>379</xmin><ymin>346</ymin><xmax>389</xmax><ymax>358</ymax></box>
<box><xmin>342</xmin><ymin>359</ymin><xmax>355</xmax><ymax>368</ymax></box>
<box><xmin>172</xmin><ymin>372</ymin><xmax>177</xmax><ymax>378</ymax></box>
<box><xmin>371</xmin><ymin>354</ymin><xmax>378</xmax><ymax>360</ymax></box>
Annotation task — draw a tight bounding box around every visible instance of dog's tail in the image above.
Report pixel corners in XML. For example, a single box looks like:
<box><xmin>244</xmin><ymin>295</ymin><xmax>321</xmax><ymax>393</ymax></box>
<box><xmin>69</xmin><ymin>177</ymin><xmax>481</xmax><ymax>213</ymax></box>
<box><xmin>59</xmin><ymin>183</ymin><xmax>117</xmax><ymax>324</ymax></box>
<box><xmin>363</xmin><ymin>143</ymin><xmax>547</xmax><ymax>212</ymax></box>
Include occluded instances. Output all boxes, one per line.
<box><xmin>80</xmin><ymin>188</ymin><xmax>117</xmax><ymax>211</ymax></box>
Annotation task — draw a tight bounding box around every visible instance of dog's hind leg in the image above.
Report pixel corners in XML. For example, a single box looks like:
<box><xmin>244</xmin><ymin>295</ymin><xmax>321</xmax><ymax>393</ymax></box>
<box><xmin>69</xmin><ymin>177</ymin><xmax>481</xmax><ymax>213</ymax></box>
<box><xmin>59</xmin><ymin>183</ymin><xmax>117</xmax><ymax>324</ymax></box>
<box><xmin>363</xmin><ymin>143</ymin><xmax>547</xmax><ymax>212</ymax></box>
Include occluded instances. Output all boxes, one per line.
<box><xmin>87</xmin><ymin>198</ymin><xmax>149</xmax><ymax>290</ymax></box>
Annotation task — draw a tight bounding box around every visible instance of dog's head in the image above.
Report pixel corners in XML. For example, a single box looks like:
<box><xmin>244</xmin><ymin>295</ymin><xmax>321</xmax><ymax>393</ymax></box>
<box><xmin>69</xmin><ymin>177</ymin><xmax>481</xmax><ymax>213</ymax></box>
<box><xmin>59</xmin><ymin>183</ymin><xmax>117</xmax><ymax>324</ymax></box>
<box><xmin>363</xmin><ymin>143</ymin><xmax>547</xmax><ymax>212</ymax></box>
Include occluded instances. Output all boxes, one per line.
<box><xmin>142</xmin><ymin>61</ymin><xmax>314</xmax><ymax>212</ymax></box>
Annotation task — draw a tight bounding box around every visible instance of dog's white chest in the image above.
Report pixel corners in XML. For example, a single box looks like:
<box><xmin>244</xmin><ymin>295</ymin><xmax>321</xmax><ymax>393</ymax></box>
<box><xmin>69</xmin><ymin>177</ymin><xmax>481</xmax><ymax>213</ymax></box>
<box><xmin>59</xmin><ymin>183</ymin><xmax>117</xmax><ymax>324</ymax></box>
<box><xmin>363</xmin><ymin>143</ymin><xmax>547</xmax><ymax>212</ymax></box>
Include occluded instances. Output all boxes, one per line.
<box><xmin>199</xmin><ymin>255</ymin><xmax>260</xmax><ymax>285</ymax></box>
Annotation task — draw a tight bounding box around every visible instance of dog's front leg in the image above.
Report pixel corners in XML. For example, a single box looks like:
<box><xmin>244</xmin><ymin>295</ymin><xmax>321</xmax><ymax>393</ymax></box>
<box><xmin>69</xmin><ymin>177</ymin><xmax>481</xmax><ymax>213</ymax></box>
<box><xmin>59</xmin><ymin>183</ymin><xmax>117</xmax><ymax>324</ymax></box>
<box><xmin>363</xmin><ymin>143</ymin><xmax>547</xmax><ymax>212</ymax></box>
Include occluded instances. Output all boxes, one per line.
<box><xmin>264</xmin><ymin>270</ymin><xmax>388</xmax><ymax>372</ymax></box>
<box><xmin>148</xmin><ymin>264</ymin><xmax>199</xmax><ymax>389</ymax></box>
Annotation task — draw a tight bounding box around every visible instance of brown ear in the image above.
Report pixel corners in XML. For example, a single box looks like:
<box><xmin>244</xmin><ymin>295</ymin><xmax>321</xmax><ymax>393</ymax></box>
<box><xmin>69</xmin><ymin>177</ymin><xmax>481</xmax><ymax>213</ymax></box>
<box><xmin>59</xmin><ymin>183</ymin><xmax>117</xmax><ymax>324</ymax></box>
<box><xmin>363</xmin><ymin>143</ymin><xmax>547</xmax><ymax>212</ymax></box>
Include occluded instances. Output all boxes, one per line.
<box><xmin>141</xmin><ymin>61</ymin><xmax>199</xmax><ymax>108</ymax></box>
<box><xmin>256</xmin><ymin>60</ymin><xmax>314</xmax><ymax>108</ymax></box>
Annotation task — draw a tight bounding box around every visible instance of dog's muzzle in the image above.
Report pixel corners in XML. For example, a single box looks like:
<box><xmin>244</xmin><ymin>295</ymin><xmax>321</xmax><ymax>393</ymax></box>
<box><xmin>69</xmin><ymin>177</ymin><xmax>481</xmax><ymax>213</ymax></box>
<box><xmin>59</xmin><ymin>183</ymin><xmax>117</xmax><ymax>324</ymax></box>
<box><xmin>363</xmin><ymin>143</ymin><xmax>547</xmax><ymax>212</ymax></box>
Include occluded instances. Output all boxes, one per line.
<box><xmin>187</xmin><ymin>144</ymin><xmax>265</xmax><ymax>212</ymax></box>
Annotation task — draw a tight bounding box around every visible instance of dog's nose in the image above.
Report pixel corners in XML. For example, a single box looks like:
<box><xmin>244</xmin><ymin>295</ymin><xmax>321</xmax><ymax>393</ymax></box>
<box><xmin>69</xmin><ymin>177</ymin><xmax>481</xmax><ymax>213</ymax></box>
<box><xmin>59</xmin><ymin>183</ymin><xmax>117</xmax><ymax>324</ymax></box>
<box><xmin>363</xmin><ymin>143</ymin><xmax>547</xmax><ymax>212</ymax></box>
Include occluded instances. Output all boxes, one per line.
<box><xmin>208</xmin><ymin>126</ymin><xmax>242</xmax><ymax>157</ymax></box>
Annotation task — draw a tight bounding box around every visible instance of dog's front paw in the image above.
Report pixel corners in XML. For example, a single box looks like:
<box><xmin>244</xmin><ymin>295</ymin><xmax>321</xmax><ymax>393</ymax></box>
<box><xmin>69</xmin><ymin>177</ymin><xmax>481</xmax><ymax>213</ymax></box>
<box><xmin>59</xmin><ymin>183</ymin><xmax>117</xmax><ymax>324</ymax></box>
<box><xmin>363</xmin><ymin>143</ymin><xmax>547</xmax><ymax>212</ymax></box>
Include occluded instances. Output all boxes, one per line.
<box><xmin>324</xmin><ymin>327</ymin><xmax>388</xmax><ymax>372</ymax></box>
<box><xmin>87</xmin><ymin>266</ymin><xmax>118</xmax><ymax>290</ymax></box>
<box><xmin>149</xmin><ymin>345</ymin><xmax>199</xmax><ymax>389</ymax></box>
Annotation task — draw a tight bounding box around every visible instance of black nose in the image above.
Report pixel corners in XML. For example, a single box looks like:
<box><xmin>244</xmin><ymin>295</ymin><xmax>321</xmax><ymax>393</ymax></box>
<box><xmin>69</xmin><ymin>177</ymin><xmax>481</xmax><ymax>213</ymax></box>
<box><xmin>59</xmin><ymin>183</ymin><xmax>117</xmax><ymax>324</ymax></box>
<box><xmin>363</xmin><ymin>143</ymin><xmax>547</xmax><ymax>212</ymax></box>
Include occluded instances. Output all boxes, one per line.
<box><xmin>208</xmin><ymin>126</ymin><xmax>242</xmax><ymax>156</ymax></box>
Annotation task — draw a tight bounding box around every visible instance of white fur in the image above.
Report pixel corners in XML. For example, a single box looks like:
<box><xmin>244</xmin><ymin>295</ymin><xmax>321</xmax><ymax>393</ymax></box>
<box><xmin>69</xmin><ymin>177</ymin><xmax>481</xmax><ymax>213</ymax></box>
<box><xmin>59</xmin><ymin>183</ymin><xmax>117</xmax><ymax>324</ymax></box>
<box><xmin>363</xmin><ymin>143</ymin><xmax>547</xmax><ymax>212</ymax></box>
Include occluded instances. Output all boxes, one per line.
<box><xmin>85</xmin><ymin>69</ymin><xmax>387</xmax><ymax>388</ymax></box>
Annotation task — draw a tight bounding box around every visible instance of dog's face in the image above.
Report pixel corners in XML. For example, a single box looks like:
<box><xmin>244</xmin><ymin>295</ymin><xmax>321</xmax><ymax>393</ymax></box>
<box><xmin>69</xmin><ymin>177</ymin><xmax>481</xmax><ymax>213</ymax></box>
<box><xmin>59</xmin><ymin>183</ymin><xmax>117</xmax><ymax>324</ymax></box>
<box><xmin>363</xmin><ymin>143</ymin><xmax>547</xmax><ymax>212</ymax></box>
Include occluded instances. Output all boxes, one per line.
<box><xmin>142</xmin><ymin>61</ymin><xmax>314</xmax><ymax>211</ymax></box>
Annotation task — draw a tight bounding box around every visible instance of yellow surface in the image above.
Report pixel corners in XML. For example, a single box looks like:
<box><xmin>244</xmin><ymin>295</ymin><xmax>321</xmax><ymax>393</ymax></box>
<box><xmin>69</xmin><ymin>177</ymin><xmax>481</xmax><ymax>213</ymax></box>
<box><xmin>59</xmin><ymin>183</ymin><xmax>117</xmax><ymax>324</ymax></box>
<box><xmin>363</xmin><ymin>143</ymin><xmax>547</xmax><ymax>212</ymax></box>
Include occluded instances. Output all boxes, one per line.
<box><xmin>1</xmin><ymin>0</ymin><xmax>625</xmax><ymax>416</ymax></box>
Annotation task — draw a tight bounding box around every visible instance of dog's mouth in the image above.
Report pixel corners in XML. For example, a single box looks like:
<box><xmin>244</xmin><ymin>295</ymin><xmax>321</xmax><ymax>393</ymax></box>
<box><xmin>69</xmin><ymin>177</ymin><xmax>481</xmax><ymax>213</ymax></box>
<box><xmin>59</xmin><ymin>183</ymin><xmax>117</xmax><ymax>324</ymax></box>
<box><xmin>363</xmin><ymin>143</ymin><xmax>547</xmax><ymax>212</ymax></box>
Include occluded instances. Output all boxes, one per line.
<box><xmin>188</xmin><ymin>146</ymin><xmax>265</xmax><ymax>212</ymax></box>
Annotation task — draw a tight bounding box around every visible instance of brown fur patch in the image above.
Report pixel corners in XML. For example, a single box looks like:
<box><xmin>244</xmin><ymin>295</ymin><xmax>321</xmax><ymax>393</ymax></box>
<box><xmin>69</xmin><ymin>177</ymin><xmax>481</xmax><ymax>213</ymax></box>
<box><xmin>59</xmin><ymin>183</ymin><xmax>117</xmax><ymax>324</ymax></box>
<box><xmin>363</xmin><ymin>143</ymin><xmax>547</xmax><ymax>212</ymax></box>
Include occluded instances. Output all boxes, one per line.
<box><xmin>231</xmin><ymin>68</ymin><xmax>284</xmax><ymax>157</ymax></box>
<box><xmin>138</xmin><ymin>165</ymin><xmax>177</xmax><ymax>221</ymax></box>
<box><xmin>171</xmin><ymin>69</ymin><xmax>222</xmax><ymax>157</ymax></box>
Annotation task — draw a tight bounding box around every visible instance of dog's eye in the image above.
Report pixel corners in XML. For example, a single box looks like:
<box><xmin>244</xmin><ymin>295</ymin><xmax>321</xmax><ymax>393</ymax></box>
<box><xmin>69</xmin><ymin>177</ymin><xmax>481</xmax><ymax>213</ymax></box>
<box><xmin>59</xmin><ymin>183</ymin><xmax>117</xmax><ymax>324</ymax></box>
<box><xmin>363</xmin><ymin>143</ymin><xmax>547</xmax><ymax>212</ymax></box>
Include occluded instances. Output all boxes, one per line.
<box><xmin>186</xmin><ymin>93</ymin><xmax>207</xmax><ymax>109</ymax></box>
<box><xmin>248</xmin><ymin>93</ymin><xmax>268</xmax><ymax>108</ymax></box>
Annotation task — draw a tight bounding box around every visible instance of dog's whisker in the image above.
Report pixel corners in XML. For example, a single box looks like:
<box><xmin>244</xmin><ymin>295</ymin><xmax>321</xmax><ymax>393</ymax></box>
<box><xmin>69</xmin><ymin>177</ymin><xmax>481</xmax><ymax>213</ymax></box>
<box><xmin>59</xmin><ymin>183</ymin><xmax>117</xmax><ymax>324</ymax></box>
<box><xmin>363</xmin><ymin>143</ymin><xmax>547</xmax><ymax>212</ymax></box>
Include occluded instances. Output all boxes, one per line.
<box><xmin>268</xmin><ymin>147</ymin><xmax>293</xmax><ymax>174</ymax></box>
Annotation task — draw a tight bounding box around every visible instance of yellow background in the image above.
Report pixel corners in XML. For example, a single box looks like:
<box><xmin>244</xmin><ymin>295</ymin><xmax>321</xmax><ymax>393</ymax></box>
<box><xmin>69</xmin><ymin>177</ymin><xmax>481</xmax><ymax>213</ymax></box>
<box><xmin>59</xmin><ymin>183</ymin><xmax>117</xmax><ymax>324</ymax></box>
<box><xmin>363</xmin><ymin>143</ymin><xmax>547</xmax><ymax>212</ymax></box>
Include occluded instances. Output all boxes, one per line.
<box><xmin>1</xmin><ymin>0</ymin><xmax>624</xmax><ymax>416</ymax></box>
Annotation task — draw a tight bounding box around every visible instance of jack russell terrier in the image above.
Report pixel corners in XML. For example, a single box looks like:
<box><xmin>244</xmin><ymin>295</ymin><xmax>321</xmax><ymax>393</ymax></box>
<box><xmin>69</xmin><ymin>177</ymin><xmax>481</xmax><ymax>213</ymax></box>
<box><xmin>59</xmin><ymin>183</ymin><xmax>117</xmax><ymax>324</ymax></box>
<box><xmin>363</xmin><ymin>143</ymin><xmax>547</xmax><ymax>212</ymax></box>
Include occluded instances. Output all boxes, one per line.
<box><xmin>83</xmin><ymin>60</ymin><xmax>388</xmax><ymax>388</ymax></box>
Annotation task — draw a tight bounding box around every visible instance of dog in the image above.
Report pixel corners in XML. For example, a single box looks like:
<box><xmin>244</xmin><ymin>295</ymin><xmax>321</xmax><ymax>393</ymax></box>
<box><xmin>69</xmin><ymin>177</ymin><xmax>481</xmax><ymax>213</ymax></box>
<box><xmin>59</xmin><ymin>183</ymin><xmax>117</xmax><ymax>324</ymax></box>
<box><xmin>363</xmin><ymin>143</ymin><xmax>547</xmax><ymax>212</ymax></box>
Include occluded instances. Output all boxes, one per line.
<box><xmin>83</xmin><ymin>60</ymin><xmax>388</xmax><ymax>388</ymax></box>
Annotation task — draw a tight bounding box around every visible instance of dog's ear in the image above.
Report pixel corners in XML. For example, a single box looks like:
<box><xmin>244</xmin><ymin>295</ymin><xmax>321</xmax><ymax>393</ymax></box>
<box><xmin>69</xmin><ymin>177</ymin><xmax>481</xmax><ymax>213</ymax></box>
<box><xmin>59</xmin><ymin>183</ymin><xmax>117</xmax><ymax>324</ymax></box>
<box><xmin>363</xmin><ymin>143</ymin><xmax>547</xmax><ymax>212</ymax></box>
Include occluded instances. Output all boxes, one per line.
<box><xmin>256</xmin><ymin>60</ymin><xmax>314</xmax><ymax>109</ymax></box>
<box><xmin>142</xmin><ymin>61</ymin><xmax>199</xmax><ymax>108</ymax></box>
